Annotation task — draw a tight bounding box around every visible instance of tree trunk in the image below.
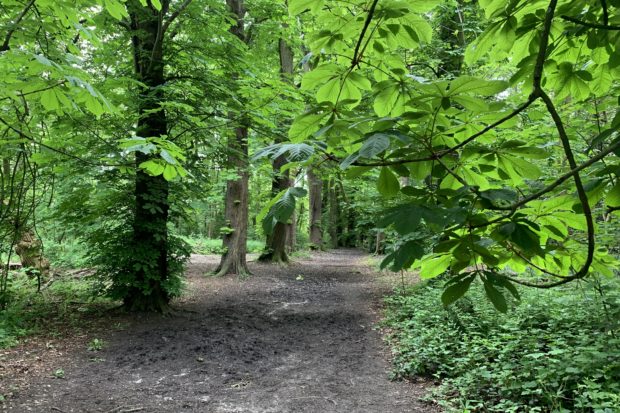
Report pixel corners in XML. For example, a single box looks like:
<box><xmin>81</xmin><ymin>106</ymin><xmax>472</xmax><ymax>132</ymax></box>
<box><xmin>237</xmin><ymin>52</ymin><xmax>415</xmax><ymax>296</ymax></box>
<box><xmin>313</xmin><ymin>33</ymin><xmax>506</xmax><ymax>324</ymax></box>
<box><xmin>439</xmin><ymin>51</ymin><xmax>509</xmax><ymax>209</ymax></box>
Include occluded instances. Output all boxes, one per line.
<box><xmin>14</xmin><ymin>229</ymin><xmax>50</xmax><ymax>280</ymax></box>
<box><xmin>124</xmin><ymin>0</ymin><xmax>172</xmax><ymax>312</ymax></box>
<box><xmin>287</xmin><ymin>204</ymin><xmax>297</xmax><ymax>253</ymax></box>
<box><xmin>259</xmin><ymin>153</ymin><xmax>290</xmax><ymax>263</ymax></box>
<box><xmin>259</xmin><ymin>35</ymin><xmax>295</xmax><ymax>263</ymax></box>
<box><xmin>214</xmin><ymin>126</ymin><xmax>250</xmax><ymax>276</ymax></box>
<box><xmin>215</xmin><ymin>0</ymin><xmax>251</xmax><ymax>276</ymax></box>
<box><xmin>327</xmin><ymin>177</ymin><xmax>339</xmax><ymax>248</ymax></box>
<box><xmin>375</xmin><ymin>231</ymin><xmax>385</xmax><ymax>255</ymax></box>
<box><xmin>307</xmin><ymin>166</ymin><xmax>322</xmax><ymax>249</ymax></box>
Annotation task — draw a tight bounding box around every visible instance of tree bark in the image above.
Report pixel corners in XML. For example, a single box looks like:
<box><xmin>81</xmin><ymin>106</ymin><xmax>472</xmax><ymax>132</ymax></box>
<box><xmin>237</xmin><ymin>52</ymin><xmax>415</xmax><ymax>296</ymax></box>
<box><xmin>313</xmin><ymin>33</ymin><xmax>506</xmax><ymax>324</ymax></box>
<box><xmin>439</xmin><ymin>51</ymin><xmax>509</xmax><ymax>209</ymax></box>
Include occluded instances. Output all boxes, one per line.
<box><xmin>259</xmin><ymin>153</ymin><xmax>290</xmax><ymax>263</ymax></box>
<box><xmin>124</xmin><ymin>0</ymin><xmax>172</xmax><ymax>312</ymax></box>
<box><xmin>214</xmin><ymin>126</ymin><xmax>250</xmax><ymax>276</ymax></box>
<box><xmin>215</xmin><ymin>0</ymin><xmax>251</xmax><ymax>276</ymax></box>
<box><xmin>307</xmin><ymin>166</ymin><xmax>322</xmax><ymax>249</ymax></box>
<box><xmin>14</xmin><ymin>229</ymin><xmax>50</xmax><ymax>281</ymax></box>
<box><xmin>259</xmin><ymin>35</ymin><xmax>295</xmax><ymax>262</ymax></box>
<box><xmin>327</xmin><ymin>177</ymin><xmax>339</xmax><ymax>248</ymax></box>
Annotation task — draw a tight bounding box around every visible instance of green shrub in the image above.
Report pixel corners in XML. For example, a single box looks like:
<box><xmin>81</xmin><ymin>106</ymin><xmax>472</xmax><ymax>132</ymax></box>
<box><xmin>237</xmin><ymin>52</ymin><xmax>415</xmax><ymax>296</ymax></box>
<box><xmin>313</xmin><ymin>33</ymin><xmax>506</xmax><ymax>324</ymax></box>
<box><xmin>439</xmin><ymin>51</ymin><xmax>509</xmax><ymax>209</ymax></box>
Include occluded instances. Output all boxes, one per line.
<box><xmin>43</xmin><ymin>237</ymin><xmax>89</xmax><ymax>269</ymax></box>
<box><xmin>383</xmin><ymin>277</ymin><xmax>620</xmax><ymax>412</ymax></box>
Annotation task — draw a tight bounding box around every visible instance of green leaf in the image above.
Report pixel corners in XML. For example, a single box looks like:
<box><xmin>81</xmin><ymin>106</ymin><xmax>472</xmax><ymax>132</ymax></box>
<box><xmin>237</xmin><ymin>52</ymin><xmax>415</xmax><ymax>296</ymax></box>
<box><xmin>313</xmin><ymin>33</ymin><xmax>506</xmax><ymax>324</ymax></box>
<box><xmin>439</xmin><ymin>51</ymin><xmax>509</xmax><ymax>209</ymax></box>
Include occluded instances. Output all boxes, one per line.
<box><xmin>448</xmin><ymin>76</ymin><xmax>508</xmax><ymax>96</ymax></box>
<box><xmin>441</xmin><ymin>274</ymin><xmax>476</xmax><ymax>307</ymax></box>
<box><xmin>301</xmin><ymin>64</ymin><xmax>339</xmax><ymax>90</ymax></box>
<box><xmin>40</xmin><ymin>89</ymin><xmax>60</xmax><ymax>111</ymax></box>
<box><xmin>289</xmin><ymin>112</ymin><xmax>329</xmax><ymax>142</ymax></box>
<box><xmin>380</xmin><ymin>240</ymin><xmax>425</xmax><ymax>271</ymax></box>
<box><xmin>373</xmin><ymin>80</ymin><xmax>409</xmax><ymax>117</ymax></box>
<box><xmin>359</xmin><ymin>133</ymin><xmax>391</xmax><ymax>158</ymax></box>
<box><xmin>483</xmin><ymin>278</ymin><xmax>508</xmax><ymax>313</ymax></box>
<box><xmin>419</xmin><ymin>254</ymin><xmax>452</xmax><ymax>279</ymax></box>
<box><xmin>160</xmin><ymin>149</ymin><xmax>177</xmax><ymax>165</ymax></box>
<box><xmin>377</xmin><ymin>167</ymin><xmax>400</xmax><ymax>198</ymax></box>
<box><xmin>479</xmin><ymin>188</ymin><xmax>518</xmax><ymax>207</ymax></box>
<box><xmin>378</xmin><ymin>204</ymin><xmax>423</xmax><ymax>235</ymax></box>
<box><xmin>289</xmin><ymin>0</ymin><xmax>324</xmax><ymax>15</ymax></box>
<box><xmin>163</xmin><ymin>164</ymin><xmax>178</xmax><ymax>181</ymax></box>
<box><xmin>139</xmin><ymin>160</ymin><xmax>165</xmax><ymax>176</ymax></box>
<box><xmin>104</xmin><ymin>0</ymin><xmax>128</xmax><ymax>20</ymax></box>
<box><xmin>510</xmin><ymin>223</ymin><xmax>544</xmax><ymax>257</ymax></box>
<box><xmin>150</xmin><ymin>0</ymin><xmax>162</xmax><ymax>11</ymax></box>
<box><xmin>607</xmin><ymin>182</ymin><xmax>620</xmax><ymax>207</ymax></box>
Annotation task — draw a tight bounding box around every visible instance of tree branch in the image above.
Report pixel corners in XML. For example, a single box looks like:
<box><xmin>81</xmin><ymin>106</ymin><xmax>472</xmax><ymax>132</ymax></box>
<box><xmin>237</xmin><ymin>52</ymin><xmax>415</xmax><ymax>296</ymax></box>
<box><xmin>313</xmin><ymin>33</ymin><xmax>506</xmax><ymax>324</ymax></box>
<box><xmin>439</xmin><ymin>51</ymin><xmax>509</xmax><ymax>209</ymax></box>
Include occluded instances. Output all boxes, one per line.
<box><xmin>560</xmin><ymin>14</ymin><xmax>620</xmax><ymax>30</ymax></box>
<box><xmin>0</xmin><ymin>0</ymin><xmax>36</xmax><ymax>52</ymax></box>
<box><xmin>162</xmin><ymin>0</ymin><xmax>193</xmax><ymax>34</ymax></box>
<box><xmin>351</xmin><ymin>0</ymin><xmax>379</xmax><ymax>68</ymax></box>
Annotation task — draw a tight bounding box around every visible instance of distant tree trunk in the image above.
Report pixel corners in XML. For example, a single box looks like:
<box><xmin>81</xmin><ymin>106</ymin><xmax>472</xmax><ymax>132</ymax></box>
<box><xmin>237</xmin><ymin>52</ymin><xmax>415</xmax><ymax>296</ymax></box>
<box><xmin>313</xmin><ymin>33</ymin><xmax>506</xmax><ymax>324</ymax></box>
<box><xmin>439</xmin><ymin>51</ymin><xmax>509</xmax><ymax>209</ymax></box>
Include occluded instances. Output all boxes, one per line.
<box><xmin>259</xmin><ymin>36</ymin><xmax>295</xmax><ymax>263</ymax></box>
<box><xmin>327</xmin><ymin>177</ymin><xmax>339</xmax><ymax>248</ymax></box>
<box><xmin>215</xmin><ymin>0</ymin><xmax>250</xmax><ymax>276</ymax></box>
<box><xmin>307</xmin><ymin>166</ymin><xmax>322</xmax><ymax>249</ymax></box>
<box><xmin>375</xmin><ymin>231</ymin><xmax>385</xmax><ymax>254</ymax></box>
<box><xmin>287</xmin><ymin>202</ymin><xmax>297</xmax><ymax>252</ymax></box>
<box><xmin>124</xmin><ymin>0</ymin><xmax>172</xmax><ymax>312</ymax></box>
<box><xmin>259</xmin><ymin>152</ymin><xmax>290</xmax><ymax>263</ymax></box>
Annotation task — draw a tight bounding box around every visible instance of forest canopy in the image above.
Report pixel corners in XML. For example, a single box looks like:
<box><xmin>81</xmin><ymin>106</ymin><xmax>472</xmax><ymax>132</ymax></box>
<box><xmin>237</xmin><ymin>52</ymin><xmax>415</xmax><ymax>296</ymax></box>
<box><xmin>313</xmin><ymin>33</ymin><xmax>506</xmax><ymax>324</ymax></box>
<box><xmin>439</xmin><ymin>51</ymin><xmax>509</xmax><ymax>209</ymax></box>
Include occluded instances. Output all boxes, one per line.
<box><xmin>1</xmin><ymin>0</ymin><xmax>619</xmax><ymax>313</ymax></box>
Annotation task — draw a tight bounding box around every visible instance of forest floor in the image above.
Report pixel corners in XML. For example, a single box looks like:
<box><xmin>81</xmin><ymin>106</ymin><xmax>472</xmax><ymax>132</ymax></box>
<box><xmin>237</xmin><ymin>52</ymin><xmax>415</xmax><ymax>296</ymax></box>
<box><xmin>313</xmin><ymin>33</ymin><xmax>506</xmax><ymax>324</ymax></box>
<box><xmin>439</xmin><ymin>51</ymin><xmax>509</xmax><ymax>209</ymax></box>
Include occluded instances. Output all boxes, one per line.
<box><xmin>1</xmin><ymin>249</ymin><xmax>438</xmax><ymax>413</ymax></box>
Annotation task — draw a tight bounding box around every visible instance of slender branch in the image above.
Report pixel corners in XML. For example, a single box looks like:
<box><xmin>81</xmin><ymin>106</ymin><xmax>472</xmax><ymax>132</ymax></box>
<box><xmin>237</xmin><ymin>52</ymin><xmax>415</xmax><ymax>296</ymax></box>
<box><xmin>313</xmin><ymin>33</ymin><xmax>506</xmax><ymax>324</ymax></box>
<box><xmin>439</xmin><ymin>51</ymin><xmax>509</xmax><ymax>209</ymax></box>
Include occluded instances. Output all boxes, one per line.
<box><xmin>353</xmin><ymin>99</ymin><xmax>535</xmax><ymax>167</ymax></box>
<box><xmin>560</xmin><ymin>15</ymin><xmax>620</xmax><ymax>30</ymax></box>
<box><xmin>351</xmin><ymin>0</ymin><xmax>379</xmax><ymax>67</ymax></box>
<box><xmin>0</xmin><ymin>0</ymin><xmax>36</xmax><ymax>52</ymax></box>
<box><xmin>601</xmin><ymin>0</ymin><xmax>609</xmax><ymax>25</ymax></box>
<box><xmin>0</xmin><ymin>116</ymin><xmax>127</xmax><ymax>168</ymax></box>
<box><xmin>162</xmin><ymin>0</ymin><xmax>193</xmax><ymax>34</ymax></box>
<box><xmin>533</xmin><ymin>0</ymin><xmax>557</xmax><ymax>91</ymax></box>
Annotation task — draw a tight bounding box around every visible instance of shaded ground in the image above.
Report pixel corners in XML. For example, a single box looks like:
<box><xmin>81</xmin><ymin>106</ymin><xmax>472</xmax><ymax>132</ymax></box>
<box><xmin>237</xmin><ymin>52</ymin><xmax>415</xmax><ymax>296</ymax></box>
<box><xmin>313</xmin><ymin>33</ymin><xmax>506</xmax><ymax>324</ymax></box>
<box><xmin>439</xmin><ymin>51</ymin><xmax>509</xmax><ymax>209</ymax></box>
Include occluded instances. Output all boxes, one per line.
<box><xmin>1</xmin><ymin>250</ymin><xmax>437</xmax><ymax>412</ymax></box>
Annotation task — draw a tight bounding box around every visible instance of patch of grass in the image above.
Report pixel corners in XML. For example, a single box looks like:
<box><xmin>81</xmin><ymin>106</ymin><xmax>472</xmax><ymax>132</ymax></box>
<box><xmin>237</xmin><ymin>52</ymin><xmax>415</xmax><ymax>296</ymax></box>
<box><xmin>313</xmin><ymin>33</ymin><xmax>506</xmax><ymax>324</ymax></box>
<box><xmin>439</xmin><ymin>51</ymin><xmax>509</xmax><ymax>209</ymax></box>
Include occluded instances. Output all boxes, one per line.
<box><xmin>182</xmin><ymin>236</ymin><xmax>264</xmax><ymax>255</ymax></box>
<box><xmin>290</xmin><ymin>250</ymin><xmax>312</xmax><ymax>259</ymax></box>
<box><xmin>382</xmin><ymin>277</ymin><xmax>620</xmax><ymax>412</ymax></box>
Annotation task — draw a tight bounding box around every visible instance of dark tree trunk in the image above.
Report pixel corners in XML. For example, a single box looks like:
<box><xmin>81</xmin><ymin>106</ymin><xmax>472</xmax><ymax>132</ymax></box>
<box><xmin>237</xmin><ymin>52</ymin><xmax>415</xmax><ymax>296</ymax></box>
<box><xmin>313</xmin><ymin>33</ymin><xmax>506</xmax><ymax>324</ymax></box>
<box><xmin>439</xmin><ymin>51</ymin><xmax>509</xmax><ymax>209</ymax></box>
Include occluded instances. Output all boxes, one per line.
<box><xmin>124</xmin><ymin>0</ymin><xmax>172</xmax><ymax>312</ymax></box>
<box><xmin>259</xmin><ymin>153</ymin><xmax>290</xmax><ymax>263</ymax></box>
<box><xmin>215</xmin><ymin>0</ymin><xmax>251</xmax><ymax>276</ymax></box>
<box><xmin>307</xmin><ymin>166</ymin><xmax>322</xmax><ymax>249</ymax></box>
<box><xmin>259</xmin><ymin>36</ymin><xmax>295</xmax><ymax>263</ymax></box>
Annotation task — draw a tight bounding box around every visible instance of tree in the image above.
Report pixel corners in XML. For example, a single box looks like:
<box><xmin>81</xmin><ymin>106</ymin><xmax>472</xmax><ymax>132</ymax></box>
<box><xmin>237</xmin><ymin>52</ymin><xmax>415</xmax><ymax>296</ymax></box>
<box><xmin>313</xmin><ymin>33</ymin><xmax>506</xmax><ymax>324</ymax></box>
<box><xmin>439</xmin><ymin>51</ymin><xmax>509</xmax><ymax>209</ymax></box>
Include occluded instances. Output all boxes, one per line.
<box><xmin>214</xmin><ymin>0</ymin><xmax>252</xmax><ymax>276</ymax></box>
<box><xmin>307</xmin><ymin>165</ymin><xmax>322</xmax><ymax>248</ymax></box>
<box><xmin>286</xmin><ymin>0</ymin><xmax>620</xmax><ymax>309</ymax></box>
<box><xmin>258</xmin><ymin>34</ymin><xmax>296</xmax><ymax>263</ymax></box>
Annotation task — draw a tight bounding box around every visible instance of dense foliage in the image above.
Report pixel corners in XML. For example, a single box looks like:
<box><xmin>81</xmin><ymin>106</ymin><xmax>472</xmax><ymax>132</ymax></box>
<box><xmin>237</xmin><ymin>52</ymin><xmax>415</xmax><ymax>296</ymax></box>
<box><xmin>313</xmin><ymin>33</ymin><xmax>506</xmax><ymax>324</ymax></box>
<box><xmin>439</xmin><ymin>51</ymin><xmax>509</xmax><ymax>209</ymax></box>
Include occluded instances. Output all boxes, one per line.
<box><xmin>384</xmin><ymin>278</ymin><xmax>620</xmax><ymax>411</ymax></box>
<box><xmin>1</xmin><ymin>0</ymin><xmax>620</xmax><ymax>409</ymax></box>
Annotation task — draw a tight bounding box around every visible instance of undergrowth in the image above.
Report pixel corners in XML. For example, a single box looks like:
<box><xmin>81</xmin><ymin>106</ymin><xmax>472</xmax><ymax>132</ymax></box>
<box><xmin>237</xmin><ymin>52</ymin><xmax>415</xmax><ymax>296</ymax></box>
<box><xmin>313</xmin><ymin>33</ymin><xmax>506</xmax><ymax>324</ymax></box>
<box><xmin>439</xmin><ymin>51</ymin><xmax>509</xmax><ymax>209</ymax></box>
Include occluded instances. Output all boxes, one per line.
<box><xmin>383</xmin><ymin>277</ymin><xmax>620</xmax><ymax>412</ymax></box>
<box><xmin>182</xmin><ymin>236</ymin><xmax>264</xmax><ymax>255</ymax></box>
<box><xmin>0</xmin><ymin>272</ymin><xmax>112</xmax><ymax>348</ymax></box>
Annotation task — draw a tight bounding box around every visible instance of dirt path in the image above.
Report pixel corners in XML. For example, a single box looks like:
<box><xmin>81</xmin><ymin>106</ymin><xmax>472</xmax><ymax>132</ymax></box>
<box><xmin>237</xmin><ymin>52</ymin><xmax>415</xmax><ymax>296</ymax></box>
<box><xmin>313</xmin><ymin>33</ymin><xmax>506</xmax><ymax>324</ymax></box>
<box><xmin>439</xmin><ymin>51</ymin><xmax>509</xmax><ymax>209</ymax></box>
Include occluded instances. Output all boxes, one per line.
<box><xmin>2</xmin><ymin>250</ymin><xmax>437</xmax><ymax>412</ymax></box>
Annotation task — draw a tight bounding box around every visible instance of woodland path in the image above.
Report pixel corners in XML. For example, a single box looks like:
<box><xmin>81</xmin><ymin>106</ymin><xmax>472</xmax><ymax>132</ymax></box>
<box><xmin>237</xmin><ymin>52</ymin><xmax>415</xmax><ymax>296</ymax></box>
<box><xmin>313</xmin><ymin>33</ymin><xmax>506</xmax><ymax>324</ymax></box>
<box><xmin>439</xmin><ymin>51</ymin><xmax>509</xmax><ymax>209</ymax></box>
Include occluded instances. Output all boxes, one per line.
<box><xmin>2</xmin><ymin>250</ymin><xmax>437</xmax><ymax>413</ymax></box>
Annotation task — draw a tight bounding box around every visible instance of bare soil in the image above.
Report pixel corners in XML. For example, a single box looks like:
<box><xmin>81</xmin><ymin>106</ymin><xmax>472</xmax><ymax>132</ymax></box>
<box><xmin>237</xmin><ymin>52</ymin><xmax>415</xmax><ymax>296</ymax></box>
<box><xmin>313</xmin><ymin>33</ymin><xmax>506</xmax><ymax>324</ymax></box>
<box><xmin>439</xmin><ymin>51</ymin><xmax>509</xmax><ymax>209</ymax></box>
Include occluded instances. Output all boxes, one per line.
<box><xmin>1</xmin><ymin>249</ymin><xmax>438</xmax><ymax>412</ymax></box>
